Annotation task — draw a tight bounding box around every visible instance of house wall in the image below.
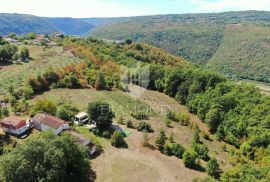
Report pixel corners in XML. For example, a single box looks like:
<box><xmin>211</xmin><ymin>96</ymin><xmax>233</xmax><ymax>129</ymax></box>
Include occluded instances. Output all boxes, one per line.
<box><xmin>2</xmin><ymin>125</ymin><xmax>27</xmax><ymax>135</ymax></box>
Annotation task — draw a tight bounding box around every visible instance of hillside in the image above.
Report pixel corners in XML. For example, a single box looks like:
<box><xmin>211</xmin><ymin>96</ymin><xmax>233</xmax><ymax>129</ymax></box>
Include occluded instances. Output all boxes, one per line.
<box><xmin>47</xmin><ymin>18</ymin><xmax>94</xmax><ymax>35</ymax></box>
<box><xmin>0</xmin><ymin>13</ymin><xmax>58</xmax><ymax>35</ymax></box>
<box><xmin>91</xmin><ymin>11</ymin><xmax>270</xmax><ymax>82</ymax></box>
<box><xmin>0</xmin><ymin>14</ymin><xmax>95</xmax><ymax>35</ymax></box>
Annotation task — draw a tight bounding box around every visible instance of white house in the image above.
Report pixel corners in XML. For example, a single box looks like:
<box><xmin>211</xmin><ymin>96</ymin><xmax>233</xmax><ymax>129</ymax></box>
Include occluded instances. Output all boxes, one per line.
<box><xmin>32</xmin><ymin>114</ymin><xmax>69</xmax><ymax>135</ymax></box>
<box><xmin>0</xmin><ymin>116</ymin><xmax>28</xmax><ymax>136</ymax></box>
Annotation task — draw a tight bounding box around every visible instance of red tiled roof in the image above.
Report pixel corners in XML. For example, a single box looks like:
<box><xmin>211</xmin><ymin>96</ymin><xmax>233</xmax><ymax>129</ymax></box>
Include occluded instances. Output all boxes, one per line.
<box><xmin>0</xmin><ymin>116</ymin><xmax>26</xmax><ymax>129</ymax></box>
<box><xmin>33</xmin><ymin>114</ymin><xmax>66</xmax><ymax>129</ymax></box>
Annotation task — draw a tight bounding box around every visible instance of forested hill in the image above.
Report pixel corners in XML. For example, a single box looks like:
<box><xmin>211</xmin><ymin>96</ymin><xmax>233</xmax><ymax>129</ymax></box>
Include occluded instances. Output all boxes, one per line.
<box><xmin>91</xmin><ymin>11</ymin><xmax>270</xmax><ymax>83</ymax></box>
<box><xmin>0</xmin><ymin>13</ymin><xmax>96</xmax><ymax>35</ymax></box>
<box><xmin>0</xmin><ymin>13</ymin><xmax>59</xmax><ymax>35</ymax></box>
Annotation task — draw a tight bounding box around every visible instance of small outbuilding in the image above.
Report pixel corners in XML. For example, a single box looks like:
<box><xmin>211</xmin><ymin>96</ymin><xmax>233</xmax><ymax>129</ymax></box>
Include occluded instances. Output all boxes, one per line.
<box><xmin>0</xmin><ymin>116</ymin><xmax>28</xmax><ymax>136</ymax></box>
<box><xmin>68</xmin><ymin>131</ymin><xmax>97</xmax><ymax>156</ymax></box>
<box><xmin>32</xmin><ymin>114</ymin><xmax>69</xmax><ymax>135</ymax></box>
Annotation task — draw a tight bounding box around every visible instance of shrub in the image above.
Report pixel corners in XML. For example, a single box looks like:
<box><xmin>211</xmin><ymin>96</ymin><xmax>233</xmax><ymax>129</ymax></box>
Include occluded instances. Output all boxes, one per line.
<box><xmin>131</xmin><ymin>111</ymin><xmax>148</xmax><ymax>120</ymax></box>
<box><xmin>137</xmin><ymin>121</ymin><xmax>152</xmax><ymax>132</ymax></box>
<box><xmin>166</xmin><ymin>110</ymin><xmax>176</xmax><ymax>121</ymax></box>
<box><xmin>56</xmin><ymin>104</ymin><xmax>79</xmax><ymax>121</ymax></box>
<box><xmin>126</xmin><ymin>120</ymin><xmax>133</xmax><ymax>128</ymax></box>
<box><xmin>155</xmin><ymin>129</ymin><xmax>166</xmax><ymax>150</ymax></box>
<box><xmin>207</xmin><ymin>158</ymin><xmax>221</xmax><ymax>178</ymax></box>
<box><xmin>171</xmin><ymin>143</ymin><xmax>185</xmax><ymax>158</ymax></box>
<box><xmin>111</xmin><ymin>131</ymin><xmax>126</xmax><ymax>148</ymax></box>
<box><xmin>182</xmin><ymin>149</ymin><xmax>198</xmax><ymax>168</ymax></box>
<box><xmin>165</xmin><ymin>118</ymin><xmax>171</xmax><ymax>127</ymax></box>
<box><xmin>192</xmin><ymin>125</ymin><xmax>201</xmax><ymax>145</ymax></box>
<box><xmin>30</xmin><ymin>99</ymin><xmax>57</xmax><ymax>116</ymax></box>
<box><xmin>20</xmin><ymin>47</ymin><xmax>29</xmax><ymax>60</ymax></box>
<box><xmin>87</xmin><ymin>101</ymin><xmax>115</xmax><ymax>128</ymax></box>
<box><xmin>142</xmin><ymin>132</ymin><xmax>149</xmax><ymax>147</ymax></box>
<box><xmin>193</xmin><ymin>143</ymin><xmax>209</xmax><ymax>160</ymax></box>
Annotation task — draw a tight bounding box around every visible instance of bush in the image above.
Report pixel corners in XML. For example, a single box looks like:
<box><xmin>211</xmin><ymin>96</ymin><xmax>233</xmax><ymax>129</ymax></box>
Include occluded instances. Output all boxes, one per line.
<box><xmin>56</xmin><ymin>104</ymin><xmax>79</xmax><ymax>121</ymax></box>
<box><xmin>182</xmin><ymin>149</ymin><xmax>198</xmax><ymax>168</ymax></box>
<box><xmin>193</xmin><ymin>143</ymin><xmax>209</xmax><ymax>160</ymax></box>
<box><xmin>192</xmin><ymin>125</ymin><xmax>201</xmax><ymax>145</ymax></box>
<box><xmin>30</xmin><ymin>99</ymin><xmax>57</xmax><ymax>116</ymax></box>
<box><xmin>126</xmin><ymin>120</ymin><xmax>133</xmax><ymax>128</ymax></box>
<box><xmin>111</xmin><ymin>131</ymin><xmax>126</xmax><ymax>148</ymax></box>
<box><xmin>137</xmin><ymin>121</ymin><xmax>152</xmax><ymax>132</ymax></box>
<box><xmin>20</xmin><ymin>47</ymin><xmax>29</xmax><ymax>60</ymax></box>
<box><xmin>171</xmin><ymin>143</ymin><xmax>185</xmax><ymax>158</ymax></box>
<box><xmin>131</xmin><ymin>111</ymin><xmax>149</xmax><ymax>120</ymax></box>
<box><xmin>155</xmin><ymin>129</ymin><xmax>166</xmax><ymax>150</ymax></box>
<box><xmin>166</xmin><ymin>110</ymin><xmax>176</xmax><ymax>121</ymax></box>
<box><xmin>165</xmin><ymin>118</ymin><xmax>171</xmax><ymax>127</ymax></box>
<box><xmin>87</xmin><ymin>101</ymin><xmax>115</xmax><ymax>128</ymax></box>
<box><xmin>207</xmin><ymin>158</ymin><xmax>221</xmax><ymax>179</ymax></box>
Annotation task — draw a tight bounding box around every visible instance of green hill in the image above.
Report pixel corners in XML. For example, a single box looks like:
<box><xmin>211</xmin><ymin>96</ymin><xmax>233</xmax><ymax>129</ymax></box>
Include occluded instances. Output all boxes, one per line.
<box><xmin>0</xmin><ymin>14</ymin><xmax>95</xmax><ymax>35</ymax></box>
<box><xmin>91</xmin><ymin>11</ymin><xmax>270</xmax><ymax>83</ymax></box>
<box><xmin>0</xmin><ymin>13</ymin><xmax>58</xmax><ymax>35</ymax></box>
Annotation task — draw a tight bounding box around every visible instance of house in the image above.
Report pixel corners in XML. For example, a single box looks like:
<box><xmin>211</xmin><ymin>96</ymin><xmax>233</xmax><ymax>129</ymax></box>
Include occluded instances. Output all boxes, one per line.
<box><xmin>74</xmin><ymin>112</ymin><xmax>89</xmax><ymax>125</ymax></box>
<box><xmin>35</xmin><ymin>35</ymin><xmax>45</xmax><ymax>42</ymax></box>
<box><xmin>0</xmin><ymin>116</ymin><xmax>28</xmax><ymax>136</ymax></box>
<box><xmin>32</xmin><ymin>114</ymin><xmax>69</xmax><ymax>135</ymax></box>
<box><xmin>68</xmin><ymin>131</ymin><xmax>97</xmax><ymax>156</ymax></box>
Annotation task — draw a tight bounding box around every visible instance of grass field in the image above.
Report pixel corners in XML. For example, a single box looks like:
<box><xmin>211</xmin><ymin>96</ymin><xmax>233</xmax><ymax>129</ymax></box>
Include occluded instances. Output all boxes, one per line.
<box><xmin>30</xmin><ymin>85</ymin><xmax>236</xmax><ymax>181</ymax></box>
<box><xmin>0</xmin><ymin>45</ymin><xmax>83</xmax><ymax>97</ymax></box>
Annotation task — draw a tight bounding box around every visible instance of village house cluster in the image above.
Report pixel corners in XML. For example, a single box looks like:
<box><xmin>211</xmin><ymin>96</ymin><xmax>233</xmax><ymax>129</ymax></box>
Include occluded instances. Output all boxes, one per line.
<box><xmin>0</xmin><ymin>111</ymin><xmax>97</xmax><ymax>155</ymax></box>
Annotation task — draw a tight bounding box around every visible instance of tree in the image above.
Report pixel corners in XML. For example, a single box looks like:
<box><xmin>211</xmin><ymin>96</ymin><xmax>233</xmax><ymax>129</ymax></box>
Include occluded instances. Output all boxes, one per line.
<box><xmin>111</xmin><ymin>131</ymin><xmax>126</xmax><ymax>148</ymax></box>
<box><xmin>87</xmin><ymin>101</ymin><xmax>114</xmax><ymax>128</ymax></box>
<box><xmin>20</xmin><ymin>47</ymin><xmax>30</xmax><ymax>60</ymax></box>
<box><xmin>95</xmin><ymin>72</ymin><xmax>106</xmax><ymax>90</ymax></box>
<box><xmin>193</xmin><ymin>143</ymin><xmax>209</xmax><ymax>160</ymax></box>
<box><xmin>0</xmin><ymin>132</ymin><xmax>90</xmax><ymax>182</ymax></box>
<box><xmin>7</xmin><ymin>33</ymin><xmax>16</xmax><ymax>39</ymax></box>
<box><xmin>192</xmin><ymin>125</ymin><xmax>201</xmax><ymax>145</ymax></box>
<box><xmin>155</xmin><ymin>129</ymin><xmax>166</xmax><ymax>151</ymax></box>
<box><xmin>30</xmin><ymin>99</ymin><xmax>57</xmax><ymax>116</ymax></box>
<box><xmin>182</xmin><ymin>149</ymin><xmax>198</xmax><ymax>168</ymax></box>
<box><xmin>137</xmin><ymin>121</ymin><xmax>152</xmax><ymax>132</ymax></box>
<box><xmin>56</xmin><ymin>104</ymin><xmax>79</xmax><ymax>121</ymax></box>
<box><xmin>205</xmin><ymin>105</ymin><xmax>224</xmax><ymax>133</ymax></box>
<box><xmin>207</xmin><ymin>158</ymin><xmax>221</xmax><ymax>179</ymax></box>
<box><xmin>27</xmin><ymin>32</ymin><xmax>37</xmax><ymax>39</ymax></box>
<box><xmin>125</xmin><ymin>39</ymin><xmax>133</xmax><ymax>45</ymax></box>
<box><xmin>0</xmin><ymin>44</ymin><xmax>18</xmax><ymax>62</ymax></box>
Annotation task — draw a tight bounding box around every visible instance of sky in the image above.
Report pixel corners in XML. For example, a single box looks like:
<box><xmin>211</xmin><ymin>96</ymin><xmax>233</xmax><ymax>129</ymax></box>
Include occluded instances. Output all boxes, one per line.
<box><xmin>0</xmin><ymin>0</ymin><xmax>270</xmax><ymax>18</ymax></box>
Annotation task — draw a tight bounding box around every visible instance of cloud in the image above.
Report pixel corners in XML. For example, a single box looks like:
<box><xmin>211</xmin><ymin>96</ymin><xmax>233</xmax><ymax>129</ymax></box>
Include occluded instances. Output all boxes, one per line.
<box><xmin>192</xmin><ymin>0</ymin><xmax>270</xmax><ymax>12</ymax></box>
<box><xmin>0</xmin><ymin>0</ymin><xmax>156</xmax><ymax>18</ymax></box>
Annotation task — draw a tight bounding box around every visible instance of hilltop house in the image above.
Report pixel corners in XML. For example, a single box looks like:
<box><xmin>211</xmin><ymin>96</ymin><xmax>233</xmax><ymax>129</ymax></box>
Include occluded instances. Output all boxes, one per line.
<box><xmin>0</xmin><ymin>116</ymin><xmax>28</xmax><ymax>136</ymax></box>
<box><xmin>32</xmin><ymin>114</ymin><xmax>69</xmax><ymax>135</ymax></box>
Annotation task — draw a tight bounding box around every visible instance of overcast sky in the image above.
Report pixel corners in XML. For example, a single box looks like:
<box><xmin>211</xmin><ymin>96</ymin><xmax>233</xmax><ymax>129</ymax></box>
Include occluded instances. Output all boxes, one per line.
<box><xmin>0</xmin><ymin>0</ymin><xmax>269</xmax><ymax>18</ymax></box>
